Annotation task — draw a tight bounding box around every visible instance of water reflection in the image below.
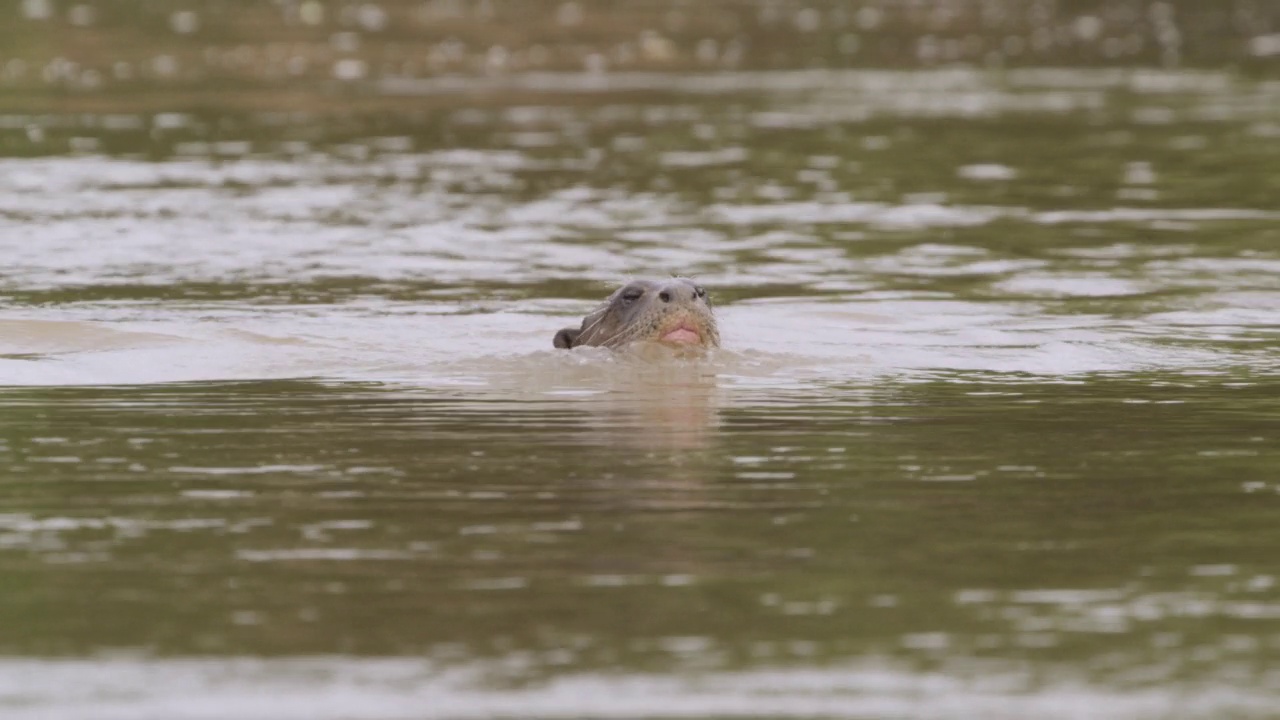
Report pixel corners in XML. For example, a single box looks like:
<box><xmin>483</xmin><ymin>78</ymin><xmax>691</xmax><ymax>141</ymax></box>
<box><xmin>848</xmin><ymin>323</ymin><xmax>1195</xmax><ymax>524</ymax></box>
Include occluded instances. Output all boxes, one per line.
<box><xmin>0</xmin><ymin>374</ymin><xmax>1278</xmax><ymax>716</ymax></box>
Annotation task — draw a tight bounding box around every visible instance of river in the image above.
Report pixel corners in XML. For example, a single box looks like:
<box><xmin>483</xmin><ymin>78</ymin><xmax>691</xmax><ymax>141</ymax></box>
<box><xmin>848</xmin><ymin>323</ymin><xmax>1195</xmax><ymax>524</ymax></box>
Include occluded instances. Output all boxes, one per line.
<box><xmin>1</xmin><ymin>37</ymin><xmax>1279</xmax><ymax>720</ymax></box>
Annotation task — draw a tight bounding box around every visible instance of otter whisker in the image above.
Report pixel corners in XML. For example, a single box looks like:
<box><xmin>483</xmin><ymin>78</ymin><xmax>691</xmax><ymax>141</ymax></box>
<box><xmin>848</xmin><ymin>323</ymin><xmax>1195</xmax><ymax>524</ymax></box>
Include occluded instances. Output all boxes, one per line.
<box><xmin>593</xmin><ymin>323</ymin><xmax>640</xmax><ymax>349</ymax></box>
<box><xmin>572</xmin><ymin>303</ymin><xmax>613</xmax><ymax>345</ymax></box>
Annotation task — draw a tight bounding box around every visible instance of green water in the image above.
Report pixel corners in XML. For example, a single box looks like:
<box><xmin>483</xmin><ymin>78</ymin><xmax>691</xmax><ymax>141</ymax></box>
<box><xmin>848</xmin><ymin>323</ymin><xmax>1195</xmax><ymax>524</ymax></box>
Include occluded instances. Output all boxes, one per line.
<box><xmin>2</xmin><ymin>2</ymin><xmax>1280</xmax><ymax>717</ymax></box>
<box><xmin>2</xmin><ymin>370</ymin><xmax>1279</xmax><ymax>713</ymax></box>
<box><xmin>2</xmin><ymin>375</ymin><xmax>1278</xmax><ymax>667</ymax></box>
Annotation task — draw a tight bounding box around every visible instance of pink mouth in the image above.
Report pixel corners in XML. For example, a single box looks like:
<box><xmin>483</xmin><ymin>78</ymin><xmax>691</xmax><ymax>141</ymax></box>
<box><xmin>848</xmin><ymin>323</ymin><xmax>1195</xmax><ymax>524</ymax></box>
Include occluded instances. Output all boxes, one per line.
<box><xmin>659</xmin><ymin>326</ymin><xmax>702</xmax><ymax>344</ymax></box>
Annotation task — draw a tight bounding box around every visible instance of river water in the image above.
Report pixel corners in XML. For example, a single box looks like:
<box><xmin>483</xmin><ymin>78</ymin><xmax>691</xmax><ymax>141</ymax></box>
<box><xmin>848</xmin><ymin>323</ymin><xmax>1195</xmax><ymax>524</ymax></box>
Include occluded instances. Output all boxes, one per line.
<box><xmin>2</xmin><ymin>65</ymin><xmax>1279</xmax><ymax>718</ymax></box>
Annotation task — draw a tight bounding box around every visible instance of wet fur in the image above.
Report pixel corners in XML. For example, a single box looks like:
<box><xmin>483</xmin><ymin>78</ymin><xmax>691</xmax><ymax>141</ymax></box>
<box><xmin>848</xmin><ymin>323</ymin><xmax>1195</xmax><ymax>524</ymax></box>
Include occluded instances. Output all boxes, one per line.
<box><xmin>554</xmin><ymin>278</ymin><xmax>719</xmax><ymax>350</ymax></box>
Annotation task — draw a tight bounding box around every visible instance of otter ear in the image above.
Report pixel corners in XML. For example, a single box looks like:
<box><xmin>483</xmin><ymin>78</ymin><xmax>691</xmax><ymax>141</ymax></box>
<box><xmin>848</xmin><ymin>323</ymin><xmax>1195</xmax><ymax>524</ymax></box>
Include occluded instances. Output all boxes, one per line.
<box><xmin>553</xmin><ymin>328</ymin><xmax>581</xmax><ymax>349</ymax></box>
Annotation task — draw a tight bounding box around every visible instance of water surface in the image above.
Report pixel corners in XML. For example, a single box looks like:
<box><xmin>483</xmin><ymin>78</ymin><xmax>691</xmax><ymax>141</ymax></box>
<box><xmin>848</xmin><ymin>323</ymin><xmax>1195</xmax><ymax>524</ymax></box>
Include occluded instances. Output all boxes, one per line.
<box><xmin>1</xmin><ymin>65</ymin><xmax>1279</xmax><ymax>718</ymax></box>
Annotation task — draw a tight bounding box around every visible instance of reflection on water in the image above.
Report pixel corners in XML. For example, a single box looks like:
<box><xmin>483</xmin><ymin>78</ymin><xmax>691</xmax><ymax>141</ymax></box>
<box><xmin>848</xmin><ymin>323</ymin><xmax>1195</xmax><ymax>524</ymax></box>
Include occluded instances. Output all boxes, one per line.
<box><xmin>1</xmin><ymin>375</ymin><xmax>1278</xmax><ymax>717</ymax></box>
<box><xmin>3</xmin><ymin>6</ymin><xmax>1280</xmax><ymax>715</ymax></box>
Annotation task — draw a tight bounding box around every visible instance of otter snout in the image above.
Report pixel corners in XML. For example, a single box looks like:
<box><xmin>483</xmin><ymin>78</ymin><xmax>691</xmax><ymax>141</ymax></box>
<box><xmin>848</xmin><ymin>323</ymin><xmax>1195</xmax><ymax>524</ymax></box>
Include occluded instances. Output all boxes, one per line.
<box><xmin>553</xmin><ymin>278</ymin><xmax>719</xmax><ymax>350</ymax></box>
<box><xmin>655</xmin><ymin>280</ymin><xmax>705</xmax><ymax>305</ymax></box>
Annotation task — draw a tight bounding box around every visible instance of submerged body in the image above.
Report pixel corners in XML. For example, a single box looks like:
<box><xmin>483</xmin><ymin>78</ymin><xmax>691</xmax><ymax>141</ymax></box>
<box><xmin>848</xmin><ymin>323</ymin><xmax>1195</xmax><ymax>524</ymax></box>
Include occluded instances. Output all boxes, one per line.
<box><xmin>554</xmin><ymin>278</ymin><xmax>720</xmax><ymax>350</ymax></box>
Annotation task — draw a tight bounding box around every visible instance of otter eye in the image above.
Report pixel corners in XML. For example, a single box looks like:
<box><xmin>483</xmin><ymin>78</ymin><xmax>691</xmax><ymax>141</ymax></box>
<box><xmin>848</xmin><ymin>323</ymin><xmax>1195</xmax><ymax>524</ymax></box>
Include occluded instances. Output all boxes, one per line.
<box><xmin>621</xmin><ymin>288</ymin><xmax>644</xmax><ymax>302</ymax></box>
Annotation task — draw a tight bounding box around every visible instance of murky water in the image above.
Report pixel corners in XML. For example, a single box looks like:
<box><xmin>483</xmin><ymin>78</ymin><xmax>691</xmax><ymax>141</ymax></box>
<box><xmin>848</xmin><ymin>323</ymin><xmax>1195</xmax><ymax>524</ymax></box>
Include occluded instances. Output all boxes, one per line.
<box><xmin>2</xmin><ymin>53</ymin><xmax>1280</xmax><ymax>720</ymax></box>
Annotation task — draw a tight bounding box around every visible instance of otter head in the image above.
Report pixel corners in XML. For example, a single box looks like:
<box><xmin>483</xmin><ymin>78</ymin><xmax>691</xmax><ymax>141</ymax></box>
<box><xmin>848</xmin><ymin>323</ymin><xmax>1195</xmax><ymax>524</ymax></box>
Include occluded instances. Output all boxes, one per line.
<box><xmin>554</xmin><ymin>278</ymin><xmax>720</xmax><ymax>350</ymax></box>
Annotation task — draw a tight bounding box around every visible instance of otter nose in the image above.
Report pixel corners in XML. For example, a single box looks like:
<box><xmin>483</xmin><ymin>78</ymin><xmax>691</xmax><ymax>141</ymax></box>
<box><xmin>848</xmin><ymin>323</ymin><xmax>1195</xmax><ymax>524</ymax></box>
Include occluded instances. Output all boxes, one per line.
<box><xmin>657</xmin><ymin>282</ymin><xmax>697</xmax><ymax>304</ymax></box>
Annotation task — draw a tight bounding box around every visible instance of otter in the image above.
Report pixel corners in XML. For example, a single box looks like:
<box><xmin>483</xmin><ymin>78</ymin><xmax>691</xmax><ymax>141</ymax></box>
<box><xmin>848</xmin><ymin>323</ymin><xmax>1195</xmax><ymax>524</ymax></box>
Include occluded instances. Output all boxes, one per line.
<box><xmin>553</xmin><ymin>278</ymin><xmax>720</xmax><ymax>350</ymax></box>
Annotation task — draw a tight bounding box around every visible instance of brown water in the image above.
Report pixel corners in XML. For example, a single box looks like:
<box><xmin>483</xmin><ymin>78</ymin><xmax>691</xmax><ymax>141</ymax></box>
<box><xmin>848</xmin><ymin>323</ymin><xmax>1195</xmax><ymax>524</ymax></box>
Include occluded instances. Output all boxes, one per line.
<box><xmin>3</xmin><ymin>4</ymin><xmax>1280</xmax><ymax>717</ymax></box>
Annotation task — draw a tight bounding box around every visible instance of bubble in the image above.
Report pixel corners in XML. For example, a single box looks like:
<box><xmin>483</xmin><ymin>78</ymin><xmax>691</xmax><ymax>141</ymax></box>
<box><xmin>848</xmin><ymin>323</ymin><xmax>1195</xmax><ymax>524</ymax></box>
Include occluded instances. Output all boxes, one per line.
<box><xmin>556</xmin><ymin>1</ymin><xmax>583</xmax><ymax>27</ymax></box>
<box><xmin>958</xmin><ymin>164</ymin><xmax>1018</xmax><ymax>181</ymax></box>
<box><xmin>855</xmin><ymin>6</ymin><xmax>882</xmax><ymax>30</ymax></box>
<box><xmin>68</xmin><ymin>4</ymin><xmax>95</xmax><ymax>26</ymax></box>
<box><xmin>42</xmin><ymin>57</ymin><xmax>76</xmax><ymax>83</ymax></box>
<box><xmin>170</xmin><ymin>10</ymin><xmax>200</xmax><ymax>34</ymax></box>
<box><xmin>1031</xmin><ymin>27</ymin><xmax>1054</xmax><ymax>53</ymax></box>
<box><xmin>722</xmin><ymin>37</ymin><xmax>745</xmax><ymax>66</ymax></box>
<box><xmin>357</xmin><ymin>3</ymin><xmax>387</xmax><ymax>32</ymax></box>
<box><xmin>639</xmin><ymin>30</ymin><xmax>676</xmax><ymax>62</ymax></box>
<box><xmin>78</xmin><ymin>68</ymin><xmax>102</xmax><ymax>89</ymax></box>
<box><xmin>153</xmin><ymin>113</ymin><xmax>191</xmax><ymax>130</ymax></box>
<box><xmin>436</xmin><ymin>38</ymin><xmax>465</xmax><ymax>62</ymax></box>
<box><xmin>332</xmin><ymin>58</ymin><xmax>368</xmax><ymax>81</ymax></box>
<box><xmin>794</xmin><ymin>8</ymin><xmax>821</xmax><ymax>33</ymax></box>
<box><xmin>485</xmin><ymin>45</ymin><xmax>508</xmax><ymax>72</ymax></box>
<box><xmin>299</xmin><ymin>0</ymin><xmax>324</xmax><ymax>25</ymax></box>
<box><xmin>1251</xmin><ymin>34</ymin><xmax>1280</xmax><ymax>58</ymax></box>
<box><xmin>1073</xmin><ymin>15</ymin><xmax>1102</xmax><ymax>43</ymax></box>
<box><xmin>838</xmin><ymin>33</ymin><xmax>860</xmax><ymax>55</ymax></box>
<box><xmin>109</xmin><ymin>61</ymin><xmax>132</xmax><ymax>80</ymax></box>
<box><xmin>151</xmin><ymin>55</ymin><xmax>179</xmax><ymax>78</ymax></box>
<box><xmin>583</xmin><ymin>52</ymin><xmax>607</xmax><ymax>74</ymax></box>
<box><xmin>695</xmin><ymin>38</ymin><xmax>718</xmax><ymax>64</ymax></box>
<box><xmin>231</xmin><ymin>611</ymin><xmax>262</xmax><ymax>626</ymax></box>
<box><xmin>330</xmin><ymin>32</ymin><xmax>360</xmax><ymax>53</ymax></box>
<box><xmin>2</xmin><ymin>59</ymin><xmax>28</xmax><ymax>82</ymax></box>
<box><xmin>22</xmin><ymin>0</ymin><xmax>53</xmax><ymax>21</ymax></box>
<box><xmin>916</xmin><ymin>35</ymin><xmax>940</xmax><ymax>63</ymax></box>
<box><xmin>1123</xmin><ymin>162</ymin><xmax>1156</xmax><ymax>185</ymax></box>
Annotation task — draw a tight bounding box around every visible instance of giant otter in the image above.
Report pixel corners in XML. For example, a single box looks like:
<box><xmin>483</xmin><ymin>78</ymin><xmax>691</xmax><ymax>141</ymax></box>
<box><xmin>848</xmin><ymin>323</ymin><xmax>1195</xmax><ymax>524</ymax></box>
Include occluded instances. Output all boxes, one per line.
<box><xmin>554</xmin><ymin>278</ymin><xmax>720</xmax><ymax>350</ymax></box>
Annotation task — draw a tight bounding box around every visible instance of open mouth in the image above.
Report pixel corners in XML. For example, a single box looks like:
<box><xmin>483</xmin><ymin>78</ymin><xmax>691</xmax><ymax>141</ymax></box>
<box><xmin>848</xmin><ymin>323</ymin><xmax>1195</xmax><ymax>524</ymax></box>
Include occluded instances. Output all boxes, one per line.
<box><xmin>658</xmin><ymin>324</ymin><xmax>703</xmax><ymax>345</ymax></box>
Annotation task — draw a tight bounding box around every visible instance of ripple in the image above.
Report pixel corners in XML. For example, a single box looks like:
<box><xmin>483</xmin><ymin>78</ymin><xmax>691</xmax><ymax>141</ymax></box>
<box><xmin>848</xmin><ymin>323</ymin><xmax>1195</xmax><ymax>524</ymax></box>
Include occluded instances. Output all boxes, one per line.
<box><xmin>0</xmin><ymin>656</ymin><xmax>1275</xmax><ymax>720</ymax></box>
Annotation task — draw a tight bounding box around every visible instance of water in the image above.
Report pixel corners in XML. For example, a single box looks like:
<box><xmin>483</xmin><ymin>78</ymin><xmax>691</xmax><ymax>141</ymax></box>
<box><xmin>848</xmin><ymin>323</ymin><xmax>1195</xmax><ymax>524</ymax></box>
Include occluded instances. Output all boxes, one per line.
<box><xmin>2</xmin><ymin>41</ymin><xmax>1280</xmax><ymax>720</ymax></box>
